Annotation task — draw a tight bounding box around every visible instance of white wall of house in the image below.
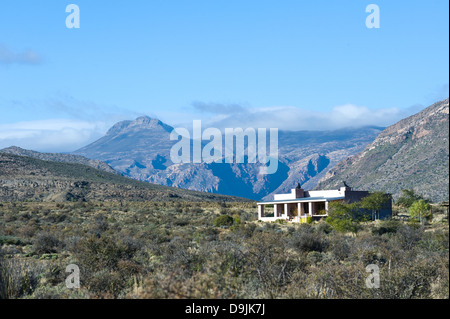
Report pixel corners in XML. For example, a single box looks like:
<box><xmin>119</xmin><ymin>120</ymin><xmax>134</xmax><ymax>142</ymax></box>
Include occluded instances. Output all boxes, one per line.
<box><xmin>274</xmin><ymin>189</ymin><xmax>298</xmax><ymax>200</ymax></box>
<box><xmin>308</xmin><ymin>189</ymin><xmax>343</xmax><ymax>198</ymax></box>
<box><xmin>274</xmin><ymin>187</ymin><xmax>348</xmax><ymax>201</ymax></box>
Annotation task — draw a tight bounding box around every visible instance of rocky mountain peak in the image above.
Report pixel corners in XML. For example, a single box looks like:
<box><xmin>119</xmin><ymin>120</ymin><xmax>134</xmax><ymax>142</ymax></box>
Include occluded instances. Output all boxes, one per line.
<box><xmin>134</xmin><ymin>115</ymin><xmax>157</xmax><ymax>125</ymax></box>
<box><xmin>1</xmin><ymin>146</ymin><xmax>25</xmax><ymax>153</ymax></box>
<box><xmin>106</xmin><ymin>116</ymin><xmax>174</xmax><ymax>136</ymax></box>
<box><xmin>132</xmin><ymin>116</ymin><xmax>173</xmax><ymax>131</ymax></box>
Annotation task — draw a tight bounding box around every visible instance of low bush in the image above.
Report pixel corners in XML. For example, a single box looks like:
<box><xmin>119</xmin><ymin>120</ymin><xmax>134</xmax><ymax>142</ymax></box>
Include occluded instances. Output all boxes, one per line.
<box><xmin>0</xmin><ymin>236</ymin><xmax>25</xmax><ymax>246</ymax></box>
<box><xmin>33</xmin><ymin>232</ymin><xmax>62</xmax><ymax>255</ymax></box>
<box><xmin>213</xmin><ymin>215</ymin><xmax>234</xmax><ymax>227</ymax></box>
<box><xmin>372</xmin><ymin>219</ymin><xmax>400</xmax><ymax>236</ymax></box>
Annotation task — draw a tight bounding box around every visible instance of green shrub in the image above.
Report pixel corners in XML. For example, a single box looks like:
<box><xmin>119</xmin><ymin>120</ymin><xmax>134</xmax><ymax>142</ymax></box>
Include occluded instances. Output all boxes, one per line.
<box><xmin>397</xmin><ymin>189</ymin><xmax>427</xmax><ymax>208</ymax></box>
<box><xmin>232</xmin><ymin>214</ymin><xmax>242</xmax><ymax>225</ymax></box>
<box><xmin>0</xmin><ymin>236</ymin><xmax>25</xmax><ymax>246</ymax></box>
<box><xmin>213</xmin><ymin>215</ymin><xmax>234</xmax><ymax>227</ymax></box>
<box><xmin>39</xmin><ymin>253</ymin><xmax>58</xmax><ymax>260</ymax></box>
<box><xmin>315</xmin><ymin>221</ymin><xmax>333</xmax><ymax>234</ymax></box>
<box><xmin>325</xmin><ymin>202</ymin><xmax>361</xmax><ymax>234</ymax></box>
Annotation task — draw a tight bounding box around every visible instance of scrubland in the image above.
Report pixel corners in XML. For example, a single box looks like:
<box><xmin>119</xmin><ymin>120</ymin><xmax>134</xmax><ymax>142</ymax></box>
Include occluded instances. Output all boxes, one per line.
<box><xmin>0</xmin><ymin>201</ymin><xmax>448</xmax><ymax>299</ymax></box>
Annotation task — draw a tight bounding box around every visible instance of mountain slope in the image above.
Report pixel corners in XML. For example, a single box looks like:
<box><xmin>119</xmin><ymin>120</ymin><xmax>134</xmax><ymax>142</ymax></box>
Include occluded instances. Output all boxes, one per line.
<box><xmin>0</xmin><ymin>146</ymin><xmax>119</xmax><ymax>175</ymax></box>
<box><xmin>316</xmin><ymin>99</ymin><xmax>449</xmax><ymax>202</ymax></box>
<box><xmin>265</xmin><ymin>126</ymin><xmax>383</xmax><ymax>200</ymax></box>
<box><xmin>73</xmin><ymin>116</ymin><xmax>383</xmax><ymax>200</ymax></box>
<box><xmin>0</xmin><ymin>153</ymin><xmax>249</xmax><ymax>202</ymax></box>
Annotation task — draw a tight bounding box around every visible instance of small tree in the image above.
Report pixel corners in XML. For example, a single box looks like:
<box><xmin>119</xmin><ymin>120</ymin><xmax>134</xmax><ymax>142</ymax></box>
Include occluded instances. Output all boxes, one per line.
<box><xmin>397</xmin><ymin>189</ymin><xmax>426</xmax><ymax>208</ymax></box>
<box><xmin>409</xmin><ymin>200</ymin><xmax>431</xmax><ymax>224</ymax></box>
<box><xmin>359</xmin><ymin>191</ymin><xmax>390</xmax><ymax>220</ymax></box>
<box><xmin>325</xmin><ymin>202</ymin><xmax>362</xmax><ymax>235</ymax></box>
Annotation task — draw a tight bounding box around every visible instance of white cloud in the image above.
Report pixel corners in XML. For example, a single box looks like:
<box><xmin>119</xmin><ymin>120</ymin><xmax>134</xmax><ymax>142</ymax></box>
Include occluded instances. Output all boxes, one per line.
<box><xmin>0</xmin><ymin>99</ymin><xmax>428</xmax><ymax>153</ymax></box>
<box><xmin>188</xmin><ymin>103</ymin><xmax>422</xmax><ymax>131</ymax></box>
<box><xmin>0</xmin><ymin>44</ymin><xmax>42</xmax><ymax>65</ymax></box>
<box><xmin>0</xmin><ymin>94</ymin><xmax>143</xmax><ymax>153</ymax></box>
<box><xmin>192</xmin><ymin>101</ymin><xmax>246</xmax><ymax>114</ymax></box>
<box><xmin>0</xmin><ymin>119</ymin><xmax>109</xmax><ymax>152</ymax></box>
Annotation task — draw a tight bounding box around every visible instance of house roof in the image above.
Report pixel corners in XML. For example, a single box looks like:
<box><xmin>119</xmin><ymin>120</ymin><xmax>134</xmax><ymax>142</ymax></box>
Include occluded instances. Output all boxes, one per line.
<box><xmin>257</xmin><ymin>196</ymin><xmax>345</xmax><ymax>205</ymax></box>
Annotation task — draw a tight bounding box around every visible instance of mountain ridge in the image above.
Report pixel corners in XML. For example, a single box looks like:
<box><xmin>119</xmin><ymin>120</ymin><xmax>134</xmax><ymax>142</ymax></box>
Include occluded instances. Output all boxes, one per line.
<box><xmin>72</xmin><ymin>116</ymin><xmax>384</xmax><ymax>200</ymax></box>
<box><xmin>316</xmin><ymin>98</ymin><xmax>449</xmax><ymax>202</ymax></box>
<box><xmin>0</xmin><ymin>152</ymin><xmax>249</xmax><ymax>202</ymax></box>
<box><xmin>0</xmin><ymin>146</ymin><xmax>119</xmax><ymax>175</ymax></box>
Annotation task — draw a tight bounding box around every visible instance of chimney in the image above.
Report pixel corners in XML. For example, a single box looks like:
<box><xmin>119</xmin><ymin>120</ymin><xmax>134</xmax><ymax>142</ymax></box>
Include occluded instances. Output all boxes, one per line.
<box><xmin>295</xmin><ymin>183</ymin><xmax>304</xmax><ymax>198</ymax></box>
<box><xmin>340</xmin><ymin>181</ymin><xmax>352</xmax><ymax>195</ymax></box>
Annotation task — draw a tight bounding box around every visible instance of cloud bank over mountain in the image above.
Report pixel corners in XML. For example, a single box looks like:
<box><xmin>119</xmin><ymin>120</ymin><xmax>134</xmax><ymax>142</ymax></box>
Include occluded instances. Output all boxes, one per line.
<box><xmin>179</xmin><ymin>102</ymin><xmax>425</xmax><ymax>132</ymax></box>
<box><xmin>0</xmin><ymin>98</ymin><xmax>426</xmax><ymax>152</ymax></box>
<box><xmin>0</xmin><ymin>119</ymin><xmax>108</xmax><ymax>153</ymax></box>
<box><xmin>0</xmin><ymin>96</ymin><xmax>141</xmax><ymax>152</ymax></box>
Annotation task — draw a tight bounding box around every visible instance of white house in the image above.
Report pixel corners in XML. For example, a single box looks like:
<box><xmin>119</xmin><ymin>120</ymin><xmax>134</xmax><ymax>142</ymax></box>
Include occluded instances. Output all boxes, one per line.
<box><xmin>257</xmin><ymin>183</ymin><xmax>388</xmax><ymax>223</ymax></box>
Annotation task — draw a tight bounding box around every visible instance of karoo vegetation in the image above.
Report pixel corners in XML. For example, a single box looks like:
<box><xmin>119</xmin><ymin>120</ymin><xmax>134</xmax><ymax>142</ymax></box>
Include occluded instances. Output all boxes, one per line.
<box><xmin>0</xmin><ymin>189</ymin><xmax>448</xmax><ymax>299</ymax></box>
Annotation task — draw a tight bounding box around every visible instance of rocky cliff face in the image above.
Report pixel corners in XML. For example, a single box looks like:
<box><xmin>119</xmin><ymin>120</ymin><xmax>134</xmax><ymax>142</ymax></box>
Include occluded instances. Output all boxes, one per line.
<box><xmin>316</xmin><ymin>99</ymin><xmax>449</xmax><ymax>202</ymax></box>
<box><xmin>73</xmin><ymin>116</ymin><xmax>383</xmax><ymax>200</ymax></box>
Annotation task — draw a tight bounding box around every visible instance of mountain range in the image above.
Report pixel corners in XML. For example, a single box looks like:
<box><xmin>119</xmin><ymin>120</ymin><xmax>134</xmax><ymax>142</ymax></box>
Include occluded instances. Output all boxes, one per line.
<box><xmin>0</xmin><ymin>146</ymin><xmax>118</xmax><ymax>175</ymax></box>
<box><xmin>72</xmin><ymin>117</ymin><xmax>383</xmax><ymax>200</ymax></box>
<box><xmin>0</xmin><ymin>152</ymin><xmax>247</xmax><ymax>202</ymax></box>
<box><xmin>2</xmin><ymin>99</ymin><xmax>447</xmax><ymax>203</ymax></box>
<box><xmin>316</xmin><ymin>99</ymin><xmax>449</xmax><ymax>202</ymax></box>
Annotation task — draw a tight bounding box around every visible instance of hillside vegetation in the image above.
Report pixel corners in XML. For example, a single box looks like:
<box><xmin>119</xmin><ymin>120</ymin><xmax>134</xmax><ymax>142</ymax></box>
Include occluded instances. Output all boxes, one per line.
<box><xmin>0</xmin><ymin>200</ymin><xmax>448</xmax><ymax>299</ymax></box>
<box><xmin>0</xmin><ymin>153</ymin><xmax>248</xmax><ymax>203</ymax></box>
<box><xmin>0</xmin><ymin>146</ymin><xmax>118</xmax><ymax>175</ymax></box>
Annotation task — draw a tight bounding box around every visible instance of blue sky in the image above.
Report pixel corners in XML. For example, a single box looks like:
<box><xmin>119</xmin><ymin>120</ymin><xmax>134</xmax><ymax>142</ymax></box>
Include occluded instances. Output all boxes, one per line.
<box><xmin>0</xmin><ymin>0</ymin><xmax>448</xmax><ymax>151</ymax></box>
